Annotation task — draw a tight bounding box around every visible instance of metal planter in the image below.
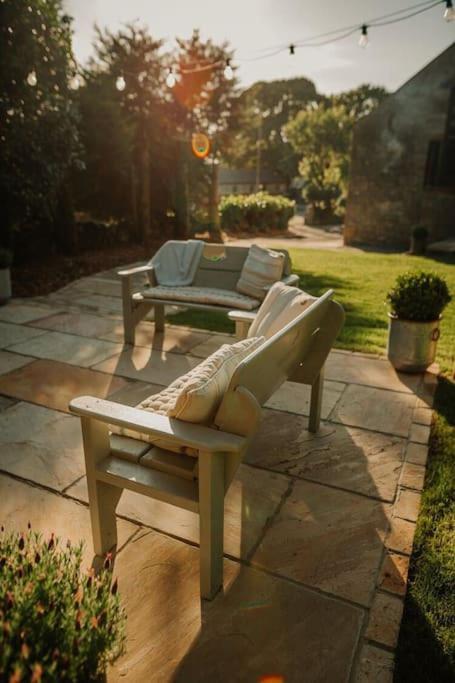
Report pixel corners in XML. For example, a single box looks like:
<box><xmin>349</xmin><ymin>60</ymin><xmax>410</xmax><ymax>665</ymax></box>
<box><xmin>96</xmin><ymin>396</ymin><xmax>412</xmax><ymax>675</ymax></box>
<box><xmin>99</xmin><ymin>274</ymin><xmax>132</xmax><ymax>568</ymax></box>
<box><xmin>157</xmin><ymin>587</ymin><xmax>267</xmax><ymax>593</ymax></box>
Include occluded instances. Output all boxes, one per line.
<box><xmin>387</xmin><ymin>313</ymin><xmax>441</xmax><ymax>373</ymax></box>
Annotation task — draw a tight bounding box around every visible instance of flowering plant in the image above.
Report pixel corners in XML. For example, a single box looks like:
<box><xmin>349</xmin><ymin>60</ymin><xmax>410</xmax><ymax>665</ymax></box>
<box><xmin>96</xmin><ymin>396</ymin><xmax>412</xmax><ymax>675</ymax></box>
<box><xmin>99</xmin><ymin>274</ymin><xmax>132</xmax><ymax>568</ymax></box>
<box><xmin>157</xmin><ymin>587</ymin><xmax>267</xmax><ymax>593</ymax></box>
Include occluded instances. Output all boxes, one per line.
<box><xmin>0</xmin><ymin>527</ymin><xmax>125</xmax><ymax>682</ymax></box>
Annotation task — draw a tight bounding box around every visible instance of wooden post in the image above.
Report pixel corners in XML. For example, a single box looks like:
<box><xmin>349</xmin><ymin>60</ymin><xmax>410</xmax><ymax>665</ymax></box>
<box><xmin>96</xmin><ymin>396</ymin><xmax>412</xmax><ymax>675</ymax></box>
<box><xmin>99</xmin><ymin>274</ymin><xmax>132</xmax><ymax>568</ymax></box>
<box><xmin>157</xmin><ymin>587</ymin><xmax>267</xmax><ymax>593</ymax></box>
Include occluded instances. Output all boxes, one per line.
<box><xmin>198</xmin><ymin>450</ymin><xmax>225</xmax><ymax>600</ymax></box>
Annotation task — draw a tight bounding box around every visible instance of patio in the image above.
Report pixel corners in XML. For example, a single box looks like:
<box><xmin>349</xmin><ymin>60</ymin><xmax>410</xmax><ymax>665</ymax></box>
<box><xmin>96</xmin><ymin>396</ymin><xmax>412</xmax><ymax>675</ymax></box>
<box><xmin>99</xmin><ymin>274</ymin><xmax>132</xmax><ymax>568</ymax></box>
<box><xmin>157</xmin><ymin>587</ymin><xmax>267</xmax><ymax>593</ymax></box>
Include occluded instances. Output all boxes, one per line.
<box><xmin>0</xmin><ymin>265</ymin><xmax>436</xmax><ymax>683</ymax></box>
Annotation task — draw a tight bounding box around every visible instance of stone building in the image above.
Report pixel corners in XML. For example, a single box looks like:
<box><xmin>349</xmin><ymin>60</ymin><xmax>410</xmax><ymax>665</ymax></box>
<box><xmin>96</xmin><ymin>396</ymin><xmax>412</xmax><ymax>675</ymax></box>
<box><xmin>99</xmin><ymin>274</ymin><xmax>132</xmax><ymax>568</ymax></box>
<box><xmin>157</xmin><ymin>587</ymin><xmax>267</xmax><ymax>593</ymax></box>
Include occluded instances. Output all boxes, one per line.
<box><xmin>345</xmin><ymin>42</ymin><xmax>455</xmax><ymax>249</ymax></box>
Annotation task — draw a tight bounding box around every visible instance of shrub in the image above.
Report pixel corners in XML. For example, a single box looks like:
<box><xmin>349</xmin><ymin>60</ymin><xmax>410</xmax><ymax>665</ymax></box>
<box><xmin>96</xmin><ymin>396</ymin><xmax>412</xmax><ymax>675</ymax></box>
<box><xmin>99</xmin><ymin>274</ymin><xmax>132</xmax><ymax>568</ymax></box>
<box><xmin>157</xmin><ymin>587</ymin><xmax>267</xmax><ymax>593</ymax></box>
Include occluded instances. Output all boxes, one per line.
<box><xmin>0</xmin><ymin>248</ymin><xmax>13</xmax><ymax>269</ymax></box>
<box><xmin>219</xmin><ymin>192</ymin><xmax>295</xmax><ymax>233</ymax></box>
<box><xmin>387</xmin><ymin>271</ymin><xmax>451</xmax><ymax>322</ymax></box>
<box><xmin>0</xmin><ymin>528</ymin><xmax>125</xmax><ymax>682</ymax></box>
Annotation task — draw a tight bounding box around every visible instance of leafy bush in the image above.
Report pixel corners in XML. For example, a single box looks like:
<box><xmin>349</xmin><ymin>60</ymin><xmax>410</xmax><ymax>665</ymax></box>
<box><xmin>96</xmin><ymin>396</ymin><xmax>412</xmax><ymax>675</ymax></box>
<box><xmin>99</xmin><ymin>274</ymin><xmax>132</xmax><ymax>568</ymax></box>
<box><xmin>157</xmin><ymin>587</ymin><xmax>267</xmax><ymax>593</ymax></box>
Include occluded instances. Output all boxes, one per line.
<box><xmin>387</xmin><ymin>271</ymin><xmax>451</xmax><ymax>322</ymax></box>
<box><xmin>0</xmin><ymin>248</ymin><xmax>13</xmax><ymax>269</ymax></box>
<box><xmin>219</xmin><ymin>192</ymin><xmax>295</xmax><ymax>233</ymax></box>
<box><xmin>0</xmin><ymin>528</ymin><xmax>125</xmax><ymax>682</ymax></box>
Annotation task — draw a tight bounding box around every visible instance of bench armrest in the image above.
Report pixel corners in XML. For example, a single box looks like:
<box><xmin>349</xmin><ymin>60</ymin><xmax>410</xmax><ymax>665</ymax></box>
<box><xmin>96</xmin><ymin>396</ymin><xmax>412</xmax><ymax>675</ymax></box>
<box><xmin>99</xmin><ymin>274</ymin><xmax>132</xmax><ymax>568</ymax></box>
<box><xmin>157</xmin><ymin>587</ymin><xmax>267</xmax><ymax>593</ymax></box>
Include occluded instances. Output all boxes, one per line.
<box><xmin>118</xmin><ymin>264</ymin><xmax>155</xmax><ymax>278</ymax></box>
<box><xmin>69</xmin><ymin>396</ymin><xmax>246</xmax><ymax>454</ymax></box>
<box><xmin>281</xmin><ymin>273</ymin><xmax>299</xmax><ymax>287</ymax></box>
<box><xmin>228</xmin><ymin>310</ymin><xmax>256</xmax><ymax>324</ymax></box>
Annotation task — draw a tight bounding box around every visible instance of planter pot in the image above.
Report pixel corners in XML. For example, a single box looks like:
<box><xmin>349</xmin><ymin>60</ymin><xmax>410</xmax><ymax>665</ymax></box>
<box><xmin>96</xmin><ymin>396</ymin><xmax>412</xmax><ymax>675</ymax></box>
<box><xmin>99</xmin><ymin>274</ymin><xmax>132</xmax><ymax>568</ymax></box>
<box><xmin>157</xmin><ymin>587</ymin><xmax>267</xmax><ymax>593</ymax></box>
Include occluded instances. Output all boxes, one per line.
<box><xmin>0</xmin><ymin>268</ymin><xmax>11</xmax><ymax>305</ymax></box>
<box><xmin>409</xmin><ymin>235</ymin><xmax>427</xmax><ymax>255</ymax></box>
<box><xmin>387</xmin><ymin>314</ymin><xmax>441</xmax><ymax>373</ymax></box>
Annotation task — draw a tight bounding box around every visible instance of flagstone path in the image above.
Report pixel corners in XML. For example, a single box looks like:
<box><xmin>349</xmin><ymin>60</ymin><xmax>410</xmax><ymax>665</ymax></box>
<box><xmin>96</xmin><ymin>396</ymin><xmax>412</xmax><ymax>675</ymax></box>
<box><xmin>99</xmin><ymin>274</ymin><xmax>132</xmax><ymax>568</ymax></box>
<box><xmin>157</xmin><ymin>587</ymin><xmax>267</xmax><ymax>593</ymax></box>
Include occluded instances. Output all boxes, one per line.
<box><xmin>0</xmin><ymin>265</ymin><xmax>436</xmax><ymax>682</ymax></box>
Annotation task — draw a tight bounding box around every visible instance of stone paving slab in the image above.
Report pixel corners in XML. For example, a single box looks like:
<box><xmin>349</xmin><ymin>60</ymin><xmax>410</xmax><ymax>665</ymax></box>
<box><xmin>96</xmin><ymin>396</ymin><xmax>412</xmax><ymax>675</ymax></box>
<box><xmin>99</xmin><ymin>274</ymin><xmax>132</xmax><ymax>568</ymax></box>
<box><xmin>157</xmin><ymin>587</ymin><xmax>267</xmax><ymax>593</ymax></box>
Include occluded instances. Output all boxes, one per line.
<box><xmin>7</xmin><ymin>330</ymin><xmax>123</xmax><ymax>367</ymax></box>
<box><xmin>0</xmin><ymin>302</ymin><xmax>60</xmax><ymax>324</ymax></box>
<box><xmin>251</xmin><ymin>479</ymin><xmax>390</xmax><ymax>606</ymax></box>
<box><xmin>0</xmin><ymin>395</ymin><xmax>16</xmax><ymax>412</ymax></box>
<box><xmin>0</xmin><ymin>321</ymin><xmax>47</xmax><ymax>348</ymax></box>
<box><xmin>355</xmin><ymin>644</ymin><xmax>394</xmax><ymax>682</ymax></box>
<box><xmin>325</xmin><ymin>352</ymin><xmax>422</xmax><ymax>394</ymax></box>
<box><xmin>189</xmin><ymin>333</ymin><xmax>237</xmax><ymax>358</ymax></box>
<box><xmin>247</xmin><ymin>409</ymin><xmax>405</xmax><ymax>502</ymax></box>
<box><xmin>67</xmin><ymin>464</ymin><xmax>290</xmax><ymax>561</ymax></box>
<box><xmin>331</xmin><ymin>384</ymin><xmax>416</xmax><ymax>437</ymax></box>
<box><xmin>93</xmin><ymin>345</ymin><xmax>200</xmax><ymax>385</ymax></box>
<box><xmin>265</xmin><ymin>378</ymin><xmax>345</xmax><ymax>419</ymax></box>
<box><xmin>109</xmin><ymin>527</ymin><xmax>363</xmax><ymax>683</ymax></box>
<box><xmin>0</xmin><ymin>475</ymin><xmax>137</xmax><ymax>566</ymax></box>
<box><xmin>0</xmin><ymin>402</ymin><xmax>84</xmax><ymax>490</ymax></box>
<box><xmin>29</xmin><ymin>311</ymin><xmax>122</xmax><ymax>338</ymax></box>
<box><xmin>103</xmin><ymin>327</ymin><xmax>209</xmax><ymax>356</ymax></box>
<box><xmin>0</xmin><ymin>359</ymin><xmax>128</xmax><ymax>413</ymax></box>
<box><xmin>0</xmin><ymin>350</ymin><xmax>34</xmax><ymax>375</ymax></box>
<box><xmin>365</xmin><ymin>591</ymin><xmax>404</xmax><ymax>649</ymax></box>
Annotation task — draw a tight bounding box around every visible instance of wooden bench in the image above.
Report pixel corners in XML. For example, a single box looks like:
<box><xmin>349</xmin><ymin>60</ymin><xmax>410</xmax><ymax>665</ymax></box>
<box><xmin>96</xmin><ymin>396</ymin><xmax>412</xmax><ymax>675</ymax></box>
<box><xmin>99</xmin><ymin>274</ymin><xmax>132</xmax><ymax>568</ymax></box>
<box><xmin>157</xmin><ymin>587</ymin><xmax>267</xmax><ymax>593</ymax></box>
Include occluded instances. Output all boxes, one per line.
<box><xmin>119</xmin><ymin>243</ymin><xmax>299</xmax><ymax>344</ymax></box>
<box><xmin>69</xmin><ymin>289</ymin><xmax>344</xmax><ymax>600</ymax></box>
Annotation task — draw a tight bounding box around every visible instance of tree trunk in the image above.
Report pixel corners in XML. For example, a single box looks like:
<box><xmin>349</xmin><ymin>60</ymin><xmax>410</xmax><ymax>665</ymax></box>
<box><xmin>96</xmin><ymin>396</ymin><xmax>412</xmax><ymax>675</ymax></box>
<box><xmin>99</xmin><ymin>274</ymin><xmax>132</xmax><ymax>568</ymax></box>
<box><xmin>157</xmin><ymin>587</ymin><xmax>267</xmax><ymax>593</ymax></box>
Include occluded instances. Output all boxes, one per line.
<box><xmin>209</xmin><ymin>160</ymin><xmax>223</xmax><ymax>243</ymax></box>
<box><xmin>130</xmin><ymin>162</ymin><xmax>139</xmax><ymax>242</ymax></box>
<box><xmin>174</xmin><ymin>140</ymin><xmax>190</xmax><ymax>240</ymax></box>
<box><xmin>138</xmin><ymin>122</ymin><xmax>152</xmax><ymax>246</ymax></box>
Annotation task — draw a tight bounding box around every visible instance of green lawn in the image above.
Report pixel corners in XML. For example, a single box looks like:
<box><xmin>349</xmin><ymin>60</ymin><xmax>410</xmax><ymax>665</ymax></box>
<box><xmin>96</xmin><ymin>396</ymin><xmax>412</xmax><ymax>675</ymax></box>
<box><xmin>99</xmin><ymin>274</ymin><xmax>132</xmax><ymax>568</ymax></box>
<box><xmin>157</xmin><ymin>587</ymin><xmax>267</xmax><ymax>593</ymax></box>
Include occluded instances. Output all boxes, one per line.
<box><xmin>169</xmin><ymin>246</ymin><xmax>455</xmax><ymax>680</ymax></box>
<box><xmin>169</xmin><ymin>248</ymin><xmax>455</xmax><ymax>373</ymax></box>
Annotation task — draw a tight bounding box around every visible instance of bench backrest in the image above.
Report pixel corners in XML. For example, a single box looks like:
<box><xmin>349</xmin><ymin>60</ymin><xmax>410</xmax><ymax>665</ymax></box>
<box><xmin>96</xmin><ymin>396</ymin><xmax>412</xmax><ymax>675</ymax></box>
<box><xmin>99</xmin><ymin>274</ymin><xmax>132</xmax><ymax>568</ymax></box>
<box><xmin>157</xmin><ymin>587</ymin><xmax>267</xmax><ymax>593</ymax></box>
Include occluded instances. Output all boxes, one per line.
<box><xmin>214</xmin><ymin>290</ymin><xmax>344</xmax><ymax>437</ymax></box>
<box><xmin>192</xmin><ymin>244</ymin><xmax>292</xmax><ymax>291</ymax></box>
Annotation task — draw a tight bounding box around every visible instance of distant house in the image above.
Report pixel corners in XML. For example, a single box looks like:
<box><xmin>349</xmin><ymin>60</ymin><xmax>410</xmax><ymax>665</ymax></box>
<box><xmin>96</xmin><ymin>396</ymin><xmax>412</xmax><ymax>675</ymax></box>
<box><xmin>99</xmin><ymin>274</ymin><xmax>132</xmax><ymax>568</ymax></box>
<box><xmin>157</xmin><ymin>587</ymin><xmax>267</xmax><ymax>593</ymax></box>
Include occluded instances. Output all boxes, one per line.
<box><xmin>218</xmin><ymin>167</ymin><xmax>287</xmax><ymax>196</ymax></box>
<box><xmin>345</xmin><ymin>42</ymin><xmax>455</xmax><ymax>249</ymax></box>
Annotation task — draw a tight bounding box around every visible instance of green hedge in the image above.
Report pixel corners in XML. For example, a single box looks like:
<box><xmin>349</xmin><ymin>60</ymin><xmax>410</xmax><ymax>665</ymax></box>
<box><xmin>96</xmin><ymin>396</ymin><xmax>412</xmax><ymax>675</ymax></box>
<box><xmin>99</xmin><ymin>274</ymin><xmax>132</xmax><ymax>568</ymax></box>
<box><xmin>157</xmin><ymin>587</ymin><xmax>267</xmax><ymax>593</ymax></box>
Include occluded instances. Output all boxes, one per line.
<box><xmin>219</xmin><ymin>192</ymin><xmax>295</xmax><ymax>233</ymax></box>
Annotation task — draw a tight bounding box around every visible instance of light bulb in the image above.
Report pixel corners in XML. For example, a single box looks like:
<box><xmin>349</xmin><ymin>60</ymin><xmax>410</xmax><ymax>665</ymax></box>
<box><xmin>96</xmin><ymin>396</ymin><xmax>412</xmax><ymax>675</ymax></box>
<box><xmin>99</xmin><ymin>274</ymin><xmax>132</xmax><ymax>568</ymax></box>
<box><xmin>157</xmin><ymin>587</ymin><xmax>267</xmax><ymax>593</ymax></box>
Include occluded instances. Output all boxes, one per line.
<box><xmin>27</xmin><ymin>70</ymin><xmax>37</xmax><ymax>86</ymax></box>
<box><xmin>223</xmin><ymin>62</ymin><xmax>234</xmax><ymax>80</ymax></box>
<box><xmin>444</xmin><ymin>0</ymin><xmax>455</xmax><ymax>21</ymax></box>
<box><xmin>69</xmin><ymin>74</ymin><xmax>82</xmax><ymax>90</ymax></box>
<box><xmin>166</xmin><ymin>70</ymin><xmax>176</xmax><ymax>88</ymax></box>
<box><xmin>358</xmin><ymin>25</ymin><xmax>369</xmax><ymax>48</ymax></box>
<box><xmin>115</xmin><ymin>76</ymin><xmax>126</xmax><ymax>91</ymax></box>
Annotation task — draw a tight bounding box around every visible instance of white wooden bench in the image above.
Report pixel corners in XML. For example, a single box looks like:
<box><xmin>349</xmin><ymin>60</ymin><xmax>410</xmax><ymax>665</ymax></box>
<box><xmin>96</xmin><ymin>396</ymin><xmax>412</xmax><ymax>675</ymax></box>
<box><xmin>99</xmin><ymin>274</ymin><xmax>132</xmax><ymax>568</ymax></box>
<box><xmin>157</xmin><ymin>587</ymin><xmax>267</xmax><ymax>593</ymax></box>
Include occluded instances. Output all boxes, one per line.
<box><xmin>69</xmin><ymin>290</ymin><xmax>344</xmax><ymax>600</ymax></box>
<box><xmin>119</xmin><ymin>243</ymin><xmax>299</xmax><ymax>344</ymax></box>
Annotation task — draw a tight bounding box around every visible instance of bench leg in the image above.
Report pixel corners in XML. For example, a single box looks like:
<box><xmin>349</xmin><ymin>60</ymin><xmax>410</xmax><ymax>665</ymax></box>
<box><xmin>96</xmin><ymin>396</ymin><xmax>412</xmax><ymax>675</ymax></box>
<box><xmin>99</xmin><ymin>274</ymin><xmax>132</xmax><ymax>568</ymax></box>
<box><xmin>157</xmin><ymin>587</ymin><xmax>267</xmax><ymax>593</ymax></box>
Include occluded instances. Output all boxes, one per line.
<box><xmin>309</xmin><ymin>367</ymin><xmax>324</xmax><ymax>433</ymax></box>
<box><xmin>198</xmin><ymin>451</ymin><xmax>225</xmax><ymax>600</ymax></box>
<box><xmin>235</xmin><ymin>320</ymin><xmax>250</xmax><ymax>341</ymax></box>
<box><xmin>81</xmin><ymin>417</ymin><xmax>122</xmax><ymax>556</ymax></box>
<box><xmin>154</xmin><ymin>303</ymin><xmax>165</xmax><ymax>333</ymax></box>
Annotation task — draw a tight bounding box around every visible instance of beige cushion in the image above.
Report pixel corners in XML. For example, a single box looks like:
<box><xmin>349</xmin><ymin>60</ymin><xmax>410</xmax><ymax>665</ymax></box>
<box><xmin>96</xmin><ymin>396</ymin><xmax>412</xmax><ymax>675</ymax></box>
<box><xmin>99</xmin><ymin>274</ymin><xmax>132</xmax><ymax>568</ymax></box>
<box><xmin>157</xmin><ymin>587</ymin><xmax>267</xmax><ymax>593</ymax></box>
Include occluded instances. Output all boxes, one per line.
<box><xmin>248</xmin><ymin>281</ymin><xmax>316</xmax><ymax>339</ymax></box>
<box><xmin>236</xmin><ymin>244</ymin><xmax>285</xmax><ymax>300</ymax></box>
<box><xmin>141</xmin><ymin>285</ymin><xmax>260</xmax><ymax>311</ymax></box>
<box><xmin>111</xmin><ymin>336</ymin><xmax>264</xmax><ymax>455</ymax></box>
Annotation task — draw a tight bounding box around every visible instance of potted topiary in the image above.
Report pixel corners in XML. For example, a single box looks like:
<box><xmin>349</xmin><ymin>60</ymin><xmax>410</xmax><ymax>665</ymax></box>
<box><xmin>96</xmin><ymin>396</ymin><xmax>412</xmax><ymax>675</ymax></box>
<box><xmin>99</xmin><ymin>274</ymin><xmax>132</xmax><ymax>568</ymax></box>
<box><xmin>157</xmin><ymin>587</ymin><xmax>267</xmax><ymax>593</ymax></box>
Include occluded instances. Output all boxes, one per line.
<box><xmin>0</xmin><ymin>248</ymin><xmax>13</xmax><ymax>304</ymax></box>
<box><xmin>0</xmin><ymin>527</ymin><xmax>125</xmax><ymax>681</ymax></box>
<box><xmin>386</xmin><ymin>271</ymin><xmax>451</xmax><ymax>372</ymax></box>
<box><xmin>409</xmin><ymin>225</ymin><xmax>428</xmax><ymax>256</ymax></box>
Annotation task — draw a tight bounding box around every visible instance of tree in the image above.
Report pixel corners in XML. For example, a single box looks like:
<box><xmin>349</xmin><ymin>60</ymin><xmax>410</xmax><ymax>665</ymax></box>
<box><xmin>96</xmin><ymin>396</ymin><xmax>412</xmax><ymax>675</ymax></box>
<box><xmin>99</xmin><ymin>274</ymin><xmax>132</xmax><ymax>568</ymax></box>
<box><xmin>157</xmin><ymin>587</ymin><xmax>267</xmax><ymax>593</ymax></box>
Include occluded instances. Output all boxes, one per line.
<box><xmin>285</xmin><ymin>84</ymin><xmax>387</xmax><ymax>221</ymax></box>
<box><xmin>0</xmin><ymin>0</ymin><xmax>79</xmax><ymax>256</ymax></box>
<box><xmin>172</xmin><ymin>30</ymin><xmax>240</xmax><ymax>240</ymax></box>
<box><xmin>225</xmin><ymin>77</ymin><xmax>319</xmax><ymax>187</ymax></box>
<box><xmin>86</xmin><ymin>23</ymin><xmax>171</xmax><ymax>246</ymax></box>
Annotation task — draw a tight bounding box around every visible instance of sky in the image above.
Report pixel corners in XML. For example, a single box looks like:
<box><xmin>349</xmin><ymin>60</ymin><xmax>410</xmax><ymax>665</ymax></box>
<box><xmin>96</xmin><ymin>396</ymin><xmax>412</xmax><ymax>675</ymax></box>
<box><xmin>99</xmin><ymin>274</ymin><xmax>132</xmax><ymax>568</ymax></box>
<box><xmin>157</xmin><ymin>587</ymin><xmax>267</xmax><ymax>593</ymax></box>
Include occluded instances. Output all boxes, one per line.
<box><xmin>66</xmin><ymin>0</ymin><xmax>455</xmax><ymax>94</ymax></box>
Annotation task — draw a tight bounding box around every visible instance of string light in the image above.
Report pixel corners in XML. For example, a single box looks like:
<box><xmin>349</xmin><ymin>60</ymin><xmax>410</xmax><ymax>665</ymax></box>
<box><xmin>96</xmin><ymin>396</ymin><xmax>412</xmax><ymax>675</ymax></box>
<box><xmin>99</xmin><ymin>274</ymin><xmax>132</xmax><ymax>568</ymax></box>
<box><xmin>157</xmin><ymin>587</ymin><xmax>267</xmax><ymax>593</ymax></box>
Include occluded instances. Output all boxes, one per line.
<box><xmin>26</xmin><ymin>71</ymin><xmax>37</xmax><ymax>87</ymax></box>
<box><xmin>115</xmin><ymin>75</ymin><xmax>126</xmax><ymax>91</ymax></box>
<box><xmin>444</xmin><ymin>0</ymin><xmax>455</xmax><ymax>20</ymax></box>
<box><xmin>166</xmin><ymin>69</ymin><xmax>176</xmax><ymax>88</ymax></box>
<box><xmin>223</xmin><ymin>59</ymin><xmax>234</xmax><ymax>80</ymax></box>
<box><xmin>358</xmin><ymin>25</ymin><xmax>369</xmax><ymax>48</ymax></box>
<box><xmin>69</xmin><ymin>74</ymin><xmax>83</xmax><ymax>90</ymax></box>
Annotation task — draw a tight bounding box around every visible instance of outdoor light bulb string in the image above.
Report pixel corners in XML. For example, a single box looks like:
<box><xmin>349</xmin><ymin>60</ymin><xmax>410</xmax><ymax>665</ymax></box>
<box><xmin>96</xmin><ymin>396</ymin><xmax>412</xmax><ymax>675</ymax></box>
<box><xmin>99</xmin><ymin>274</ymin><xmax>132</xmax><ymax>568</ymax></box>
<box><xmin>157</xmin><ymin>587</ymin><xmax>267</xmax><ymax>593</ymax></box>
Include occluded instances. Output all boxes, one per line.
<box><xmin>25</xmin><ymin>0</ymin><xmax>451</xmax><ymax>88</ymax></box>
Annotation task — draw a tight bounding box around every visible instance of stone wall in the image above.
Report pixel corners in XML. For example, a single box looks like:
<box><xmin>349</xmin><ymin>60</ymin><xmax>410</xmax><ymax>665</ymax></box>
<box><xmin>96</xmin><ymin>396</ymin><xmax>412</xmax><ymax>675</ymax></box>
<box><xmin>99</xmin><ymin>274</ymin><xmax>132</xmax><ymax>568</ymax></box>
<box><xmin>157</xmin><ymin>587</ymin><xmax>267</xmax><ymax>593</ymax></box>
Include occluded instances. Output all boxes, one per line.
<box><xmin>345</xmin><ymin>43</ymin><xmax>455</xmax><ymax>249</ymax></box>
